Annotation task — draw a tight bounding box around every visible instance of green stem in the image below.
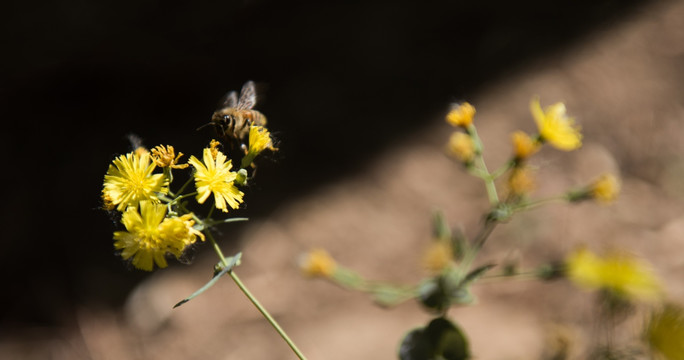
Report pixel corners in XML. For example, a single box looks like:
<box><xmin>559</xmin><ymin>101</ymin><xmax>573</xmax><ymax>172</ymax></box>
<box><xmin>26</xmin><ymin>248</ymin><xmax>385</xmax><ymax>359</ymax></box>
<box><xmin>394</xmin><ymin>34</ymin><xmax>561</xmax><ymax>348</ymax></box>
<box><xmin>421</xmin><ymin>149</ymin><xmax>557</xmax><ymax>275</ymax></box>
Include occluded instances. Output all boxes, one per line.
<box><xmin>207</xmin><ymin>232</ymin><xmax>307</xmax><ymax>360</ymax></box>
<box><xmin>228</xmin><ymin>271</ymin><xmax>308</xmax><ymax>360</ymax></box>
<box><xmin>467</xmin><ymin>125</ymin><xmax>499</xmax><ymax>205</ymax></box>
<box><xmin>513</xmin><ymin>195</ymin><xmax>566</xmax><ymax>212</ymax></box>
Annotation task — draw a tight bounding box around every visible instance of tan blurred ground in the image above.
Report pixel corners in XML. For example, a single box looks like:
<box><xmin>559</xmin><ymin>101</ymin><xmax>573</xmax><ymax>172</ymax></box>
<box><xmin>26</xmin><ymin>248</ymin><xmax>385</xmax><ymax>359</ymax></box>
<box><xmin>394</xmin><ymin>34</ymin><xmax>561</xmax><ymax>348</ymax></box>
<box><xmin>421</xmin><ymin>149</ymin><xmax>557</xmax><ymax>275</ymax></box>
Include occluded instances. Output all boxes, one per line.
<box><xmin>6</xmin><ymin>0</ymin><xmax>684</xmax><ymax>359</ymax></box>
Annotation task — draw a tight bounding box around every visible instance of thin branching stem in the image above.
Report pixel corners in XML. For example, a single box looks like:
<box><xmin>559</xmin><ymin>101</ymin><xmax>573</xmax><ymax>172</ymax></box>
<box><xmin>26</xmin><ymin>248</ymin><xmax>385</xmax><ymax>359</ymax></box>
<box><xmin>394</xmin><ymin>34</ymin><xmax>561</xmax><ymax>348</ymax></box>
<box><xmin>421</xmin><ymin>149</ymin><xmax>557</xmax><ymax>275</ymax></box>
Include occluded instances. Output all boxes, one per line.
<box><xmin>206</xmin><ymin>232</ymin><xmax>308</xmax><ymax>360</ymax></box>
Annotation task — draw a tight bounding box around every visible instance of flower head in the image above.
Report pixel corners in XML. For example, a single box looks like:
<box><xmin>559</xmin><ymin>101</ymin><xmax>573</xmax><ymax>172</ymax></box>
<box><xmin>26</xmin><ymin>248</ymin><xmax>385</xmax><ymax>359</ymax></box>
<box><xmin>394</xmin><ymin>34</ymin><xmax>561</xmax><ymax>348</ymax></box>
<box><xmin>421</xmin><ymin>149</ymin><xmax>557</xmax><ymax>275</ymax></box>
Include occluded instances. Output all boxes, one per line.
<box><xmin>511</xmin><ymin>130</ymin><xmax>540</xmax><ymax>160</ymax></box>
<box><xmin>113</xmin><ymin>201</ymin><xmax>204</xmax><ymax>271</ymax></box>
<box><xmin>590</xmin><ymin>174</ymin><xmax>621</xmax><ymax>203</ymax></box>
<box><xmin>188</xmin><ymin>146</ymin><xmax>244</xmax><ymax>212</ymax></box>
<box><xmin>241</xmin><ymin>125</ymin><xmax>277</xmax><ymax>168</ymax></box>
<box><xmin>446</xmin><ymin>132</ymin><xmax>476</xmax><ymax>163</ymax></box>
<box><xmin>530</xmin><ymin>97</ymin><xmax>582</xmax><ymax>151</ymax></box>
<box><xmin>249</xmin><ymin>125</ymin><xmax>275</xmax><ymax>155</ymax></box>
<box><xmin>102</xmin><ymin>151</ymin><xmax>168</xmax><ymax>211</ymax></box>
<box><xmin>151</xmin><ymin>145</ymin><xmax>189</xmax><ymax>169</ymax></box>
<box><xmin>422</xmin><ymin>241</ymin><xmax>453</xmax><ymax>275</ymax></box>
<box><xmin>566</xmin><ymin>247</ymin><xmax>662</xmax><ymax>302</ymax></box>
<box><xmin>300</xmin><ymin>249</ymin><xmax>337</xmax><ymax>278</ymax></box>
<box><xmin>507</xmin><ymin>165</ymin><xmax>536</xmax><ymax>197</ymax></box>
<box><xmin>446</xmin><ymin>102</ymin><xmax>476</xmax><ymax>128</ymax></box>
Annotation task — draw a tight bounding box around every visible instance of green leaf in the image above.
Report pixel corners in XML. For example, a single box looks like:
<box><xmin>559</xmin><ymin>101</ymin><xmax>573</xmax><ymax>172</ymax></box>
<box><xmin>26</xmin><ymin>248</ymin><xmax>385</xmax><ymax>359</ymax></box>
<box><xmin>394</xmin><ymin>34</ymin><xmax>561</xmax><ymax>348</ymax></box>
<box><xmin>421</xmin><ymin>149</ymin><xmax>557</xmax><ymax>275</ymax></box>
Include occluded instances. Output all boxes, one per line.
<box><xmin>173</xmin><ymin>252</ymin><xmax>242</xmax><ymax>308</ymax></box>
<box><xmin>432</xmin><ymin>211</ymin><xmax>451</xmax><ymax>241</ymax></box>
<box><xmin>463</xmin><ymin>264</ymin><xmax>496</xmax><ymax>285</ymax></box>
<box><xmin>450</xmin><ymin>227</ymin><xmax>468</xmax><ymax>261</ymax></box>
<box><xmin>372</xmin><ymin>284</ymin><xmax>417</xmax><ymax>307</ymax></box>
<box><xmin>399</xmin><ymin>317</ymin><xmax>470</xmax><ymax>360</ymax></box>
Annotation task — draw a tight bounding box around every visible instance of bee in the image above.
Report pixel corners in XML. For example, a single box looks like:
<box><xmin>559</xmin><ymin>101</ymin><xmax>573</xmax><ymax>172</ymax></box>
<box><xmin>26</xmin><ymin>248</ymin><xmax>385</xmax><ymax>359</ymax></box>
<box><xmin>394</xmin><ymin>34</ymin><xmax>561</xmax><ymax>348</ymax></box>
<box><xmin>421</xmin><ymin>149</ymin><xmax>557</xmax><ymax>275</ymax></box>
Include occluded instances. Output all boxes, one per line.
<box><xmin>210</xmin><ymin>80</ymin><xmax>267</xmax><ymax>151</ymax></box>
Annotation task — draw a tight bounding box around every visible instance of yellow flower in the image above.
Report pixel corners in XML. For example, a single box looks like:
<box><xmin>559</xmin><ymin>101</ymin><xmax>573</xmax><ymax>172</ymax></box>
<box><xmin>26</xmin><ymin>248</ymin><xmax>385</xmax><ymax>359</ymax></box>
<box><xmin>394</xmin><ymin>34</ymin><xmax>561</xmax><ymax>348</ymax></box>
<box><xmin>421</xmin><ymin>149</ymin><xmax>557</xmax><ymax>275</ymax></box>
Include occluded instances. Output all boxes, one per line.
<box><xmin>248</xmin><ymin>125</ymin><xmax>275</xmax><ymax>155</ymax></box>
<box><xmin>646</xmin><ymin>304</ymin><xmax>684</xmax><ymax>360</ymax></box>
<box><xmin>188</xmin><ymin>147</ymin><xmax>244</xmax><ymax>212</ymax></box>
<box><xmin>422</xmin><ymin>241</ymin><xmax>453</xmax><ymax>275</ymax></box>
<box><xmin>102</xmin><ymin>151</ymin><xmax>169</xmax><ymax>211</ymax></box>
<box><xmin>507</xmin><ymin>166</ymin><xmax>536</xmax><ymax>197</ymax></box>
<box><xmin>530</xmin><ymin>97</ymin><xmax>582</xmax><ymax>151</ymax></box>
<box><xmin>241</xmin><ymin>125</ymin><xmax>277</xmax><ymax>168</ymax></box>
<box><xmin>113</xmin><ymin>201</ymin><xmax>204</xmax><ymax>271</ymax></box>
<box><xmin>151</xmin><ymin>145</ymin><xmax>189</xmax><ymax>169</ymax></box>
<box><xmin>511</xmin><ymin>130</ymin><xmax>540</xmax><ymax>160</ymax></box>
<box><xmin>591</xmin><ymin>174</ymin><xmax>620</xmax><ymax>203</ymax></box>
<box><xmin>300</xmin><ymin>249</ymin><xmax>337</xmax><ymax>277</ymax></box>
<box><xmin>446</xmin><ymin>102</ymin><xmax>476</xmax><ymax>127</ymax></box>
<box><xmin>446</xmin><ymin>132</ymin><xmax>475</xmax><ymax>163</ymax></box>
<box><xmin>566</xmin><ymin>248</ymin><xmax>662</xmax><ymax>302</ymax></box>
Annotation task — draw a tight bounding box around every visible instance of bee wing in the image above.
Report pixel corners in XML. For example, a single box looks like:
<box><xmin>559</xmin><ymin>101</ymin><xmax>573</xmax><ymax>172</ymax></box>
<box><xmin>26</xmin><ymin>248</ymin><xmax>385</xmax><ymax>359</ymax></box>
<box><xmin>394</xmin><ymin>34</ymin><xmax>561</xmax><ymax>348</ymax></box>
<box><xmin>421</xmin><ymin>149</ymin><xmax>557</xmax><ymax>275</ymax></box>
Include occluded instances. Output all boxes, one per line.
<box><xmin>218</xmin><ymin>90</ymin><xmax>238</xmax><ymax>110</ymax></box>
<box><xmin>236</xmin><ymin>80</ymin><xmax>257</xmax><ymax>110</ymax></box>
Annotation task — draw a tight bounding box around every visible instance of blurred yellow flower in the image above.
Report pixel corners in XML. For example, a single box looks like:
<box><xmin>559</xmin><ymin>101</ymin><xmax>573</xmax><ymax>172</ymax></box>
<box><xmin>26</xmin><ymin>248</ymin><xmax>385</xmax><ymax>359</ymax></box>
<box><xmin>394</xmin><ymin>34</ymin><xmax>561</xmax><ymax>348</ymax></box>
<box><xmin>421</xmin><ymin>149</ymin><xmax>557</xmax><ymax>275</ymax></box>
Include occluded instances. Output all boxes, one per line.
<box><xmin>188</xmin><ymin>147</ymin><xmax>244</xmax><ymax>212</ymax></box>
<box><xmin>300</xmin><ymin>249</ymin><xmax>337</xmax><ymax>277</ymax></box>
<box><xmin>151</xmin><ymin>145</ymin><xmax>189</xmax><ymax>169</ymax></box>
<box><xmin>530</xmin><ymin>97</ymin><xmax>582</xmax><ymax>151</ymax></box>
<box><xmin>113</xmin><ymin>201</ymin><xmax>203</xmax><ymax>271</ymax></box>
<box><xmin>102</xmin><ymin>151</ymin><xmax>169</xmax><ymax>211</ymax></box>
<box><xmin>591</xmin><ymin>174</ymin><xmax>621</xmax><ymax>203</ymax></box>
<box><xmin>447</xmin><ymin>132</ymin><xmax>475</xmax><ymax>163</ymax></box>
<box><xmin>446</xmin><ymin>102</ymin><xmax>476</xmax><ymax>127</ymax></box>
<box><xmin>511</xmin><ymin>130</ymin><xmax>540</xmax><ymax>160</ymax></box>
<box><xmin>422</xmin><ymin>241</ymin><xmax>453</xmax><ymax>275</ymax></box>
<box><xmin>566</xmin><ymin>248</ymin><xmax>662</xmax><ymax>302</ymax></box>
<box><xmin>507</xmin><ymin>166</ymin><xmax>536</xmax><ymax>197</ymax></box>
<box><xmin>646</xmin><ymin>304</ymin><xmax>684</xmax><ymax>360</ymax></box>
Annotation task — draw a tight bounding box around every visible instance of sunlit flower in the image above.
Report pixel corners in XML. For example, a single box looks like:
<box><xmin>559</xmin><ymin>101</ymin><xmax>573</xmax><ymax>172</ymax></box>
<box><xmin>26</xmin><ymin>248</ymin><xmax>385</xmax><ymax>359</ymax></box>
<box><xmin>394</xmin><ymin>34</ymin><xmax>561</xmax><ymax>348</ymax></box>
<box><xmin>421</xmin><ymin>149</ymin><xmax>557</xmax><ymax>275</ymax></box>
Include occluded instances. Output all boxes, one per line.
<box><xmin>188</xmin><ymin>147</ymin><xmax>244</xmax><ymax>212</ymax></box>
<box><xmin>446</xmin><ymin>132</ymin><xmax>476</xmax><ymax>163</ymax></box>
<box><xmin>530</xmin><ymin>97</ymin><xmax>582</xmax><ymax>151</ymax></box>
<box><xmin>446</xmin><ymin>102</ymin><xmax>476</xmax><ymax>128</ymax></box>
<box><xmin>241</xmin><ymin>125</ymin><xmax>276</xmax><ymax>168</ymax></box>
<box><xmin>249</xmin><ymin>125</ymin><xmax>275</xmax><ymax>155</ymax></box>
<box><xmin>113</xmin><ymin>201</ymin><xmax>204</xmax><ymax>271</ymax></box>
<box><xmin>300</xmin><ymin>249</ymin><xmax>337</xmax><ymax>277</ymax></box>
<box><xmin>102</xmin><ymin>151</ymin><xmax>168</xmax><ymax>211</ymax></box>
<box><xmin>591</xmin><ymin>174</ymin><xmax>621</xmax><ymax>203</ymax></box>
<box><xmin>422</xmin><ymin>241</ymin><xmax>453</xmax><ymax>275</ymax></box>
<box><xmin>511</xmin><ymin>130</ymin><xmax>540</xmax><ymax>160</ymax></box>
<box><xmin>151</xmin><ymin>145</ymin><xmax>189</xmax><ymax>169</ymax></box>
<box><xmin>566</xmin><ymin>247</ymin><xmax>662</xmax><ymax>302</ymax></box>
<box><xmin>507</xmin><ymin>166</ymin><xmax>536</xmax><ymax>197</ymax></box>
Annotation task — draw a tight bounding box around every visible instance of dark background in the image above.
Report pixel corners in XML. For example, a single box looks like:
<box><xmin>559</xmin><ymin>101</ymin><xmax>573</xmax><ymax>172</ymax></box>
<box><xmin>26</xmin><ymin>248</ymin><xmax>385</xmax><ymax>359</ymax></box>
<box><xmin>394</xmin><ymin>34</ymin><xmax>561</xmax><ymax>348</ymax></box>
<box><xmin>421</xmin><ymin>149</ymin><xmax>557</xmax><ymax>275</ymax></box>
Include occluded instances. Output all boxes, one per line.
<box><xmin>1</xmin><ymin>0</ymin><xmax>652</xmax><ymax>330</ymax></box>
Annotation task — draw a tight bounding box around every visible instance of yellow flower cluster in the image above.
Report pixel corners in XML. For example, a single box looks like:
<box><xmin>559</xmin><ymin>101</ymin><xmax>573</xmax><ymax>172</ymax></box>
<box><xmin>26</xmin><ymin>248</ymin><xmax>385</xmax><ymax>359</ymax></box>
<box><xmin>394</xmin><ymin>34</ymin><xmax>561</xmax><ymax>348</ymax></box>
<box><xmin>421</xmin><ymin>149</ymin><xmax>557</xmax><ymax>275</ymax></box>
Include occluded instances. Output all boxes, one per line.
<box><xmin>113</xmin><ymin>201</ymin><xmax>204</xmax><ymax>271</ymax></box>
<box><xmin>566</xmin><ymin>247</ymin><xmax>662</xmax><ymax>302</ymax></box>
<box><xmin>102</xmin><ymin>122</ymin><xmax>276</xmax><ymax>271</ymax></box>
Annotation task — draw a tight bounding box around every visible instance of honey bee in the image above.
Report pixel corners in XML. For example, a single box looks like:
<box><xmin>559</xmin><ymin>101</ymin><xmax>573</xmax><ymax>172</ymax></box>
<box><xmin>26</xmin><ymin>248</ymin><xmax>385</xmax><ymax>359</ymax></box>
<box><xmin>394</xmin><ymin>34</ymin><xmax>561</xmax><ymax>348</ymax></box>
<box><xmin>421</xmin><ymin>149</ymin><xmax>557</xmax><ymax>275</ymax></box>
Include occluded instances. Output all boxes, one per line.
<box><xmin>210</xmin><ymin>80</ymin><xmax>267</xmax><ymax>151</ymax></box>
